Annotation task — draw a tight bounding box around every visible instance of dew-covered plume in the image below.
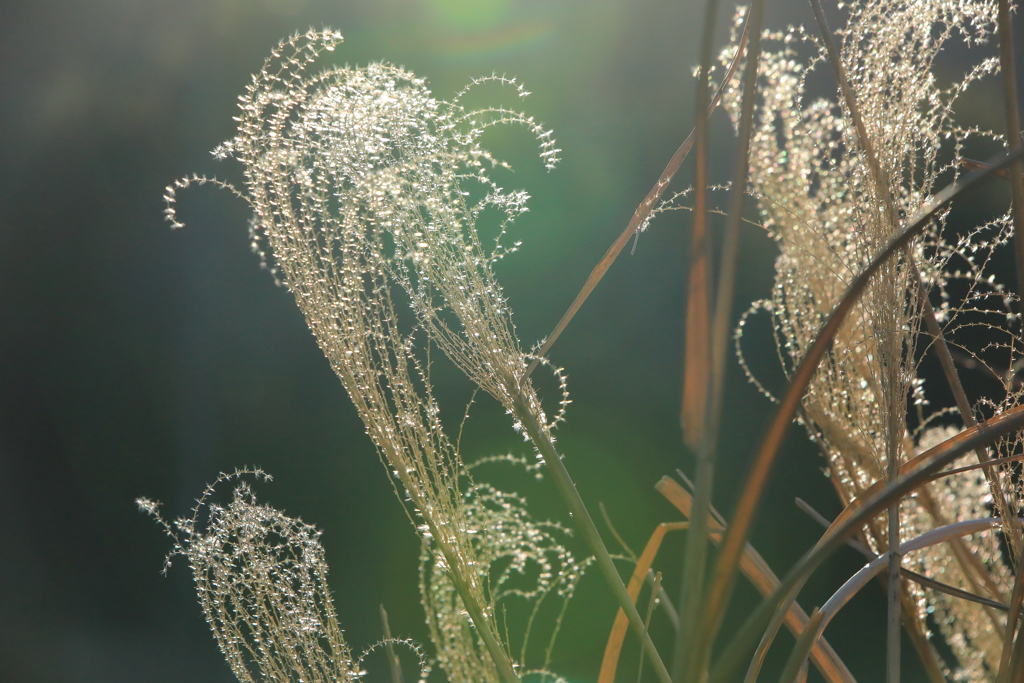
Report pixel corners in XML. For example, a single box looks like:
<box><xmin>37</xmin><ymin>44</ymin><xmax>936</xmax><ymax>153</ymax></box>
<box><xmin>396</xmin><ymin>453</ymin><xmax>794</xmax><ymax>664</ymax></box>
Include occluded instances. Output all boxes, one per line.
<box><xmin>162</xmin><ymin>29</ymin><xmax>579</xmax><ymax>682</ymax></box>
<box><xmin>420</xmin><ymin>471</ymin><xmax>587</xmax><ymax>683</ymax></box>
<box><xmin>164</xmin><ymin>29</ymin><xmax>567</xmax><ymax>433</ymax></box>
<box><xmin>723</xmin><ymin>0</ymin><xmax>1024</xmax><ymax>676</ymax></box>
<box><xmin>165</xmin><ymin>27</ymin><xmax>563</xmax><ymax>510</ymax></box>
<box><xmin>136</xmin><ymin>471</ymin><xmax>359</xmax><ymax>683</ymax></box>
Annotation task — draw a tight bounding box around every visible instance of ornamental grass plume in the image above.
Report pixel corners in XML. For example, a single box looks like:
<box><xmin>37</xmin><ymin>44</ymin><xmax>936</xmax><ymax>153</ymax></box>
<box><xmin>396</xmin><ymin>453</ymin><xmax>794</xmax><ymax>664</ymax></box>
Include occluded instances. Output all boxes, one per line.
<box><xmin>728</xmin><ymin>0</ymin><xmax>1024</xmax><ymax>677</ymax></box>
<box><xmin>420</xmin><ymin>472</ymin><xmax>587</xmax><ymax>683</ymax></box>
<box><xmin>136</xmin><ymin>471</ymin><xmax>362</xmax><ymax>683</ymax></box>
<box><xmin>160</xmin><ymin>29</ymin><xmax>581</xmax><ymax>683</ymax></box>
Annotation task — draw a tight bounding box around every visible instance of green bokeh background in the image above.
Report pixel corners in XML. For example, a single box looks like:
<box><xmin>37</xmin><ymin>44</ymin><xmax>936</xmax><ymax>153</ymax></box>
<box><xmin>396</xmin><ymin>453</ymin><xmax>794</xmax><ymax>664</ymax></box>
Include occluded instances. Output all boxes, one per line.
<box><xmin>0</xmin><ymin>1</ymin><xmax>1019</xmax><ymax>682</ymax></box>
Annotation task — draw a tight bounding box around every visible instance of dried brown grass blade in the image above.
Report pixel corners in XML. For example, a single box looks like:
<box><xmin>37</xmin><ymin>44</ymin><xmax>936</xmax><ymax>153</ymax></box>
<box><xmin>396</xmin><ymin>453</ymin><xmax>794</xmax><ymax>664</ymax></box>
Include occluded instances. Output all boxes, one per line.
<box><xmin>681</xmin><ymin>210</ymin><xmax>711</xmax><ymax>452</ymax></box>
<box><xmin>672</xmin><ymin>0</ymin><xmax>727</xmax><ymax>673</ymax></box>
<box><xmin>522</xmin><ymin>17</ymin><xmax>751</xmax><ymax>382</ymax></box>
<box><xmin>599</xmin><ymin>522</ymin><xmax>688</xmax><ymax>683</ymax></box>
<box><xmin>655</xmin><ymin>477</ymin><xmax>855</xmax><ymax>683</ymax></box>
<box><xmin>678</xmin><ymin>1</ymin><xmax>767</xmax><ymax>677</ymax></box>
<box><xmin>960</xmin><ymin>158</ymin><xmax>1010</xmax><ymax>179</ymax></box>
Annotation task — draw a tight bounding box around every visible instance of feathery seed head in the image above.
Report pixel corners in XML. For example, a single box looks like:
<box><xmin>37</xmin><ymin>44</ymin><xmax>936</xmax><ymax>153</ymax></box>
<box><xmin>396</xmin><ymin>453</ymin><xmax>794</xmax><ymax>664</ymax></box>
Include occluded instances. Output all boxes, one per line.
<box><xmin>726</xmin><ymin>0</ymin><xmax>1020</xmax><ymax>676</ymax></box>
<box><xmin>138</xmin><ymin>471</ymin><xmax>358</xmax><ymax>683</ymax></box>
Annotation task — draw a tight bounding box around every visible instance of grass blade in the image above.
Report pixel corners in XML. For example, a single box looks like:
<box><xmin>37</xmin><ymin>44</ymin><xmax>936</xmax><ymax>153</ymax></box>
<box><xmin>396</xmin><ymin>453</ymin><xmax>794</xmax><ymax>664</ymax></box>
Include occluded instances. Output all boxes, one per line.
<box><xmin>599</xmin><ymin>523</ymin><xmax>688</xmax><ymax>683</ymax></box>
<box><xmin>671</xmin><ymin>0</ymin><xmax>725</xmax><ymax>673</ymax></box>
<box><xmin>777</xmin><ymin>609</ymin><xmax>824</xmax><ymax>683</ymax></box>
<box><xmin>677</xmin><ymin>0</ymin><xmax>767</xmax><ymax>678</ymax></box>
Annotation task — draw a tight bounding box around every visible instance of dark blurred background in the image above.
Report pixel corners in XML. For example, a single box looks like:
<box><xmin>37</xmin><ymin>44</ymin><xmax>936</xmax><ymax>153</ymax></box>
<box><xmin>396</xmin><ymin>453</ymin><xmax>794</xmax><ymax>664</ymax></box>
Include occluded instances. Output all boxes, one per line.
<box><xmin>0</xmin><ymin>1</ymin><xmax>1020</xmax><ymax>682</ymax></box>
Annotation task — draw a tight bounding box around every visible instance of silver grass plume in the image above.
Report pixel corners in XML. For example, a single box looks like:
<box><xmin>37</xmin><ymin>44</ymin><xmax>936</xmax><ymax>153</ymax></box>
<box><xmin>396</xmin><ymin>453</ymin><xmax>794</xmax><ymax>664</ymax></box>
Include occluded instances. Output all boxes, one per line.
<box><xmin>724</xmin><ymin>0</ymin><xmax>1023</xmax><ymax>677</ymax></box>
<box><xmin>420</xmin><ymin>470</ymin><xmax>586</xmax><ymax>683</ymax></box>
<box><xmin>723</xmin><ymin>0</ymin><xmax>993</xmax><ymax>516</ymax></box>
<box><xmin>163</xmin><ymin>30</ymin><xmax>576</xmax><ymax>682</ymax></box>
<box><xmin>136</xmin><ymin>471</ymin><xmax>360</xmax><ymax>683</ymax></box>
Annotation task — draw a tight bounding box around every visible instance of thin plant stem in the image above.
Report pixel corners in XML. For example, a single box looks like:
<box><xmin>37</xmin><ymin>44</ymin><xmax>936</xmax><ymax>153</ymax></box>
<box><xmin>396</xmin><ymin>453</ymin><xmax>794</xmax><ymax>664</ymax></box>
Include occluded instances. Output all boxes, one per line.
<box><xmin>1011</xmin><ymin>629</ymin><xmax>1024</xmax><ymax>682</ymax></box>
<box><xmin>906</xmin><ymin>569</ymin><xmax>1009</xmax><ymax>612</ymax></box>
<box><xmin>680</xmin><ymin>0</ymin><xmax>767</xmax><ymax>679</ymax></box>
<box><xmin>997</xmin><ymin>573</ymin><xmax>1024</xmax><ymax>681</ymax></box>
<box><xmin>512</xmin><ymin>391</ymin><xmax>672</xmax><ymax>683</ymax></box>
<box><xmin>995</xmin><ymin>0</ymin><xmax>1024</xmax><ymax>674</ymax></box>
<box><xmin>927</xmin><ymin>452</ymin><xmax>1024</xmax><ymax>480</ymax></box>
<box><xmin>886</xmin><ymin>500</ymin><xmax>900</xmax><ymax>683</ymax></box>
<box><xmin>995</xmin><ymin>0</ymin><xmax>1024</xmax><ymax>300</ymax></box>
<box><xmin>637</xmin><ymin>572</ymin><xmax>663</xmax><ymax>683</ymax></box>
